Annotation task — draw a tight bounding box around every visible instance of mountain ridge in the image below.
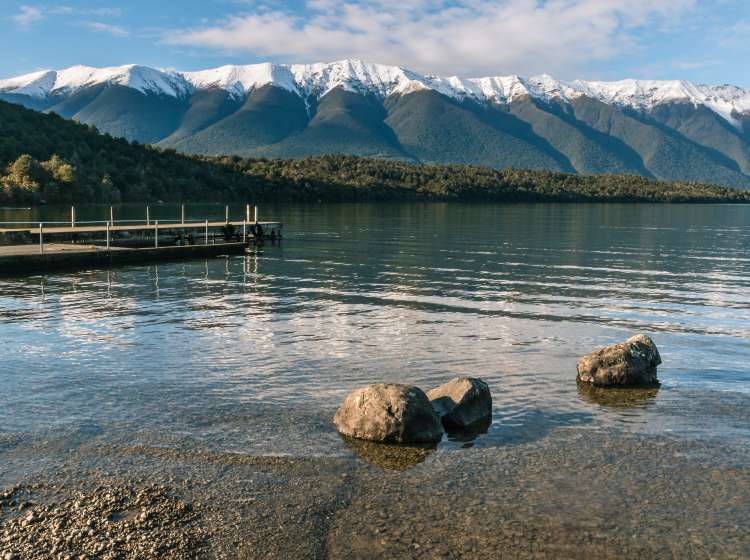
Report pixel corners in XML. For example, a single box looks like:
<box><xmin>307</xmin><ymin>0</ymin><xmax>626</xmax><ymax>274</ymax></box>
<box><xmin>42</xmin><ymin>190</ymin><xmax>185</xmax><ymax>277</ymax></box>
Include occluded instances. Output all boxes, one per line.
<box><xmin>3</xmin><ymin>59</ymin><xmax>749</xmax><ymax>127</ymax></box>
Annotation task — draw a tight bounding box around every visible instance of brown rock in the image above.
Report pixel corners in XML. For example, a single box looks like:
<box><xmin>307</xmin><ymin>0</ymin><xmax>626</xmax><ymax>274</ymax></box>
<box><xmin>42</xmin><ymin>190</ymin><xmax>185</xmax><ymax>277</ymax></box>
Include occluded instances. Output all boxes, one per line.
<box><xmin>427</xmin><ymin>377</ymin><xmax>492</xmax><ymax>429</ymax></box>
<box><xmin>577</xmin><ymin>334</ymin><xmax>662</xmax><ymax>387</ymax></box>
<box><xmin>333</xmin><ymin>384</ymin><xmax>443</xmax><ymax>443</ymax></box>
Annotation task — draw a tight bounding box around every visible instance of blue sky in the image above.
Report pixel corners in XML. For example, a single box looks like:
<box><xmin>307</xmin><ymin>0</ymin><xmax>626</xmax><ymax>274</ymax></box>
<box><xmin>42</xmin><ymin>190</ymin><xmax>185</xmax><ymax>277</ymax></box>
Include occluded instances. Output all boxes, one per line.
<box><xmin>2</xmin><ymin>0</ymin><xmax>749</xmax><ymax>86</ymax></box>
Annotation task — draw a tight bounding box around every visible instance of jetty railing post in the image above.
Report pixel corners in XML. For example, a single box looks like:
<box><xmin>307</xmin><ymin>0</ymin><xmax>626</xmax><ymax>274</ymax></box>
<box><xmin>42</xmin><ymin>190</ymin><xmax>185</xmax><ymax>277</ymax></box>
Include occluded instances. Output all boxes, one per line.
<box><xmin>205</xmin><ymin>220</ymin><xmax>209</xmax><ymax>245</ymax></box>
<box><xmin>71</xmin><ymin>206</ymin><xmax>75</xmax><ymax>228</ymax></box>
<box><xmin>155</xmin><ymin>221</ymin><xmax>159</xmax><ymax>248</ymax></box>
<box><xmin>243</xmin><ymin>219</ymin><xmax>247</xmax><ymax>242</ymax></box>
<box><xmin>181</xmin><ymin>204</ymin><xmax>185</xmax><ymax>225</ymax></box>
<box><xmin>39</xmin><ymin>223</ymin><xmax>43</xmax><ymax>254</ymax></box>
<box><xmin>254</xmin><ymin>206</ymin><xmax>258</xmax><ymax>223</ymax></box>
<box><xmin>246</xmin><ymin>204</ymin><xmax>250</xmax><ymax>223</ymax></box>
<box><xmin>109</xmin><ymin>206</ymin><xmax>114</xmax><ymax>226</ymax></box>
<box><xmin>106</xmin><ymin>222</ymin><xmax>110</xmax><ymax>250</ymax></box>
<box><xmin>225</xmin><ymin>205</ymin><xmax>229</xmax><ymax>224</ymax></box>
<box><xmin>146</xmin><ymin>206</ymin><xmax>150</xmax><ymax>225</ymax></box>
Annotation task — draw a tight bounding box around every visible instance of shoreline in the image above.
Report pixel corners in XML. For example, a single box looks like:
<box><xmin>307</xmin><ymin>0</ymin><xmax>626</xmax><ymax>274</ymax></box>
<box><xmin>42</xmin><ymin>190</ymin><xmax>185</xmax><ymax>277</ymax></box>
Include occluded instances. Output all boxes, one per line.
<box><xmin>2</xmin><ymin>425</ymin><xmax>748</xmax><ymax>559</ymax></box>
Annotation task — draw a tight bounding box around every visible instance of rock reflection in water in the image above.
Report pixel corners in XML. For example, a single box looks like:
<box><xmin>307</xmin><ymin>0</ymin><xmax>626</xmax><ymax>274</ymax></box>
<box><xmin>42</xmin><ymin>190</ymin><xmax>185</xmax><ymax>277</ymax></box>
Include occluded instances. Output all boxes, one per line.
<box><xmin>341</xmin><ymin>436</ymin><xmax>436</xmax><ymax>471</ymax></box>
<box><xmin>577</xmin><ymin>382</ymin><xmax>660</xmax><ymax>409</ymax></box>
<box><xmin>445</xmin><ymin>416</ymin><xmax>492</xmax><ymax>448</ymax></box>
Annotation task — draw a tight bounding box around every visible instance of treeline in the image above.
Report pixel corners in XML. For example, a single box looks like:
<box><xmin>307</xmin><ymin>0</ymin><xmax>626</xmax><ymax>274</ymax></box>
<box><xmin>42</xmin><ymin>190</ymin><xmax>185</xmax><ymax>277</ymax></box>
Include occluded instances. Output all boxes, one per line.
<box><xmin>1</xmin><ymin>100</ymin><xmax>749</xmax><ymax>205</ymax></box>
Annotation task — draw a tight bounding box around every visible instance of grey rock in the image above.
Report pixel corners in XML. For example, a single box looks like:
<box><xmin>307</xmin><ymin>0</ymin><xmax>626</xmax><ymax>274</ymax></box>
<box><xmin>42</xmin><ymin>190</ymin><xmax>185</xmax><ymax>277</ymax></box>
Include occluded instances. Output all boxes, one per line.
<box><xmin>577</xmin><ymin>334</ymin><xmax>662</xmax><ymax>387</ymax></box>
<box><xmin>333</xmin><ymin>384</ymin><xmax>443</xmax><ymax>443</ymax></box>
<box><xmin>427</xmin><ymin>377</ymin><xmax>492</xmax><ymax>429</ymax></box>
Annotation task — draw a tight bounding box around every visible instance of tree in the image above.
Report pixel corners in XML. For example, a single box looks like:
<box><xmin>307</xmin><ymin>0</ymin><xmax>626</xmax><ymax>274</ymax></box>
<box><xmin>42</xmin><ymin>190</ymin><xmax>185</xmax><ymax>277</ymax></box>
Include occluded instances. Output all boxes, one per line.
<box><xmin>42</xmin><ymin>154</ymin><xmax>76</xmax><ymax>184</ymax></box>
<box><xmin>6</xmin><ymin>154</ymin><xmax>44</xmax><ymax>191</ymax></box>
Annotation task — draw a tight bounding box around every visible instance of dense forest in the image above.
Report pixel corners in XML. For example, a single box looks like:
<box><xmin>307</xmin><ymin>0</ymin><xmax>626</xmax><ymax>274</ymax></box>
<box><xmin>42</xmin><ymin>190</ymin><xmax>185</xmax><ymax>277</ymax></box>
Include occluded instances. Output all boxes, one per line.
<box><xmin>1</xmin><ymin>100</ymin><xmax>749</xmax><ymax>205</ymax></box>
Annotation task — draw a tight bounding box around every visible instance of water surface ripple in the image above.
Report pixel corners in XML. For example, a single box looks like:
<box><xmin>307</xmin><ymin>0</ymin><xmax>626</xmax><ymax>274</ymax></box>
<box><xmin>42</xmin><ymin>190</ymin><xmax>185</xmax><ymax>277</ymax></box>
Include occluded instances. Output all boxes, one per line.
<box><xmin>1</xmin><ymin>203</ymin><xmax>749</xmax><ymax>457</ymax></box>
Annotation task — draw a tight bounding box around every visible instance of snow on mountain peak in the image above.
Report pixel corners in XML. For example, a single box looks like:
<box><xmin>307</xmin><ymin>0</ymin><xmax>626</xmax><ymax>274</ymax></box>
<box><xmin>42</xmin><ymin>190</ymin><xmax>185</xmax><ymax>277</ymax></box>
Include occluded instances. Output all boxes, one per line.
<box><xmin>182</xmin><ymin>63</ymin><xmax>297</xmax><ymax>98</ymax></box>
<box><xmin>571</xmin><ymin>78</ymin><xmax>750</xmax><ymax>126</ymax></box>
<box><xmin>0</xmin><ymin>69</ymin><xmax>57</xmax><ymax>98</ymax></box>
<box><xmin>289</xmin><ymin>59</ymin><xmax>430</xmax><ymax>98</ymax></box>
<box><xmin>1</xmin><ymin>59</ymin><xmax>748</xmax><ymax>127</ymax></box>
<box><xmin>0</xmin><ymin>64</ymin><xmax>189</xmax><ymax>98</ymax></box>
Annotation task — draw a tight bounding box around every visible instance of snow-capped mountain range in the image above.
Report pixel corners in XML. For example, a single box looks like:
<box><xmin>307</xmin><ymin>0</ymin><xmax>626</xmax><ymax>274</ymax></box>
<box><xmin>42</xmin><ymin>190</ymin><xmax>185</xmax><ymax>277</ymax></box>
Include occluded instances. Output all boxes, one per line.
<box><xmin>2</xmin><ymin>59</ymin><xmax>750</xmax><ymax>189</ymax></box>
<box><xmin>2</xmin><ymin>59</ymin><xmax>749</xmax><ymax>128</ymax></box>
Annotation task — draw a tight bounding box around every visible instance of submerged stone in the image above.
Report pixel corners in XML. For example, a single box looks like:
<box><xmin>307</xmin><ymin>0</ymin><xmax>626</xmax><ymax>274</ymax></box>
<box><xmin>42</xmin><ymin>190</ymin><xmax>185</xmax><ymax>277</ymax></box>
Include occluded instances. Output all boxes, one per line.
<box><xmin>427</xmin><ymin>377</ymin><xmax>492</xmax><ymax>430</ymax></box>
<box><xmin>333</xmin><ymin>384</ymin><xmax>443</xmax><ymax>443</ymax></box>
<box><xmin>577</xmin><ymin>334</ymin><xmax>662</xmax><ymax>387</ymax></box>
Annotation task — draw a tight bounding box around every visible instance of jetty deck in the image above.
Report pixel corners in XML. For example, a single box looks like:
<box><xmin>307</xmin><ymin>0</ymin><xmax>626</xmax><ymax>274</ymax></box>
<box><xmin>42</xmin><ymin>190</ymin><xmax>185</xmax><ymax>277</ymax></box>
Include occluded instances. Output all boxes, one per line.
<box><xmin>0</xmin><ymin>205</ymin><xmax>282</xmax><ymax>274</ymax></box>
<box><xmin>0</xmin><ymin>243</ymin><xmax>112</xmax><ymax>256</ymax></box>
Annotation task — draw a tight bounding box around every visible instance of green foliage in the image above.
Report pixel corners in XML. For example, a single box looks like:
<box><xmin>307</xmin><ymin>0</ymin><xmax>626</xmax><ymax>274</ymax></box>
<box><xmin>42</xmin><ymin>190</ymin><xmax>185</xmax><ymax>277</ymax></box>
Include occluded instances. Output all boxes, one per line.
<box><xmin>0</xmin><ymin>100</ymin><xmax>748</xmax><ymax>206</ymax></box>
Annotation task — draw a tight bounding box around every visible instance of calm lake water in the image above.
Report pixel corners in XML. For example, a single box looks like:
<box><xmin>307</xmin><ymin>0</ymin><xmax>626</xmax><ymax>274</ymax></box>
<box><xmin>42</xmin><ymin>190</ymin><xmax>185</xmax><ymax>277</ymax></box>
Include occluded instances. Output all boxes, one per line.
<box><xmin>1</xmin><ymin>202</ymin><xmax>749</xmax><ymax>458</ymax></box>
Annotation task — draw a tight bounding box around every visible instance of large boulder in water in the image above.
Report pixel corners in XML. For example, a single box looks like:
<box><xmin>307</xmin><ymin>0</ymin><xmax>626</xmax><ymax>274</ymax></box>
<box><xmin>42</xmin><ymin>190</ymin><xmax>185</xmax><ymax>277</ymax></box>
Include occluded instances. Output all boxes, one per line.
<box><xmin>577</xmin><ymin>334</ymin><xmax>662</xmax><ymax>387</ymax></box>
<box><xmin>427</xmin><ymin>377</ymin><xmax>492</xmax><ymax>429</ymax></box>
<box><xmin>333</xmin><ymin>384</ymin><xmax>443</xmax><ymax>443</ymax></box>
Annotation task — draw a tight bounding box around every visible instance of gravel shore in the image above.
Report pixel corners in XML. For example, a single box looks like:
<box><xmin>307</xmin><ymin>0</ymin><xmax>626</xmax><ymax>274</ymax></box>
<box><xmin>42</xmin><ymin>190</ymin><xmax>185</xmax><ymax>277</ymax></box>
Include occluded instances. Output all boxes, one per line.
<box><xmin>1</xmin><ymin>425</ymin><xmax>749</xmax><ymax>559</ymax></box>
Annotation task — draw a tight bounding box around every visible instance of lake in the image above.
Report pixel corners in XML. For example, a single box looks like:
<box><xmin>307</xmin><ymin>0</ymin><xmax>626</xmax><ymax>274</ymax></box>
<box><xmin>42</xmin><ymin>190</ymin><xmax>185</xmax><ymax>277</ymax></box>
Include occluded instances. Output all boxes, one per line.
<box><xmin>1</xmin><ymin>202</ymin><xmax>749</xmax><ymax>557</ymax></box>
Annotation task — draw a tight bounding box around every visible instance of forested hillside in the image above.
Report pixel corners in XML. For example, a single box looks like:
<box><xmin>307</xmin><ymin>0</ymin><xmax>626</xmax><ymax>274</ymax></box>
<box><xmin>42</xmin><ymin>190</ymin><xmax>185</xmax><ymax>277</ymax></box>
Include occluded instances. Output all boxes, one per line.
<box><xmin>1</xmin><ymin>100</ymin><xmax>748</xmax><ymax>205</ymax></box>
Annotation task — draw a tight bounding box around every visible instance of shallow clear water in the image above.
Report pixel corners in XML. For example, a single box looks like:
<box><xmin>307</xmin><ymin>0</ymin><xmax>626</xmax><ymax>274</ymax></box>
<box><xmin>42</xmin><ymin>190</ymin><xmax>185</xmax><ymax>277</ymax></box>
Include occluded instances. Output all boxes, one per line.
<box><xmin>1</xmin><ymin>203</ymin><xmax>749</xmax><ymax>459</ymax></box>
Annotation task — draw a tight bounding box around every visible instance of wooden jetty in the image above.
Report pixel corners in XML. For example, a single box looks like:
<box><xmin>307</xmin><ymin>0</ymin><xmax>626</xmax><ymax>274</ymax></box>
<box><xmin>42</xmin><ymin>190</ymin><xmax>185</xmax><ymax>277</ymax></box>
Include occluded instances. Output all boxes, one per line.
<box><xmin>0</xmin><ymin>204</ymin><xmax>282</xmax><ymax>274</ymax></box>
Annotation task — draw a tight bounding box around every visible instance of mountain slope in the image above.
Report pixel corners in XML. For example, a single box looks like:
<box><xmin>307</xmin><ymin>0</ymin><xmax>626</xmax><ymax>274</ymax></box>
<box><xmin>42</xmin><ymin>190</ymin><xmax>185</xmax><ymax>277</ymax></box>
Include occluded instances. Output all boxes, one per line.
<box><xmin>569</xmin><ymin>97</ymin><xmax>750</xmax><ymax>187</ymax></box>
<box><xmin>71</xmin><ymin>86</ymin><xmax>188</xmax><ymax>143</ymax></box>
<box><xmin>385</xmin><ymin>90</ymin><xmax>572</xmax><ymax>171</ymax></box>
<box><xmin>157</xmin><ymin>89</ymin><xmax>243</xmax><ymax>146</ymax></box>
<box><xmin>257</xmin><ymin>88</ymin><xmax>410</xmax><ymax>159</ymax></box>
<box><xmin>507</xmin><ymin>97</ymin><xmax>651</xmax><ymax>176</ymax></box>
<box><xmin>647</xmin><ymin>103</ymin><xmax>750</xmax><ymax>175</ymax></box>
<box><xmin>165</xmin><ymin>85</ymin><xmax>308</xmax><ymax>155</ymax></box>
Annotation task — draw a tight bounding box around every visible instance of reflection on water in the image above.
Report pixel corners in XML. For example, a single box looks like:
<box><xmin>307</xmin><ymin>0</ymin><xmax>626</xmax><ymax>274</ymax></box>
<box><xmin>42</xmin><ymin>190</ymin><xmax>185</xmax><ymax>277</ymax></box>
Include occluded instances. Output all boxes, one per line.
<box><xmin>577</xmin><ymin>383</ymin><xmax>660</xmax><ymax>409</ymax></box>
<box><xmin>444</xmin><ymin>416</ymin><xmax>493</xmax><ymax>447</ymax></box>
<box><xmin>341</xmin><ymin>436</ymin><xmax>436</xmax><ymax>471</ymax></box>
<box><xmin>1</xmin><ymin>203</ymin><xmax>749</xmax><ymax>459</ymax></box>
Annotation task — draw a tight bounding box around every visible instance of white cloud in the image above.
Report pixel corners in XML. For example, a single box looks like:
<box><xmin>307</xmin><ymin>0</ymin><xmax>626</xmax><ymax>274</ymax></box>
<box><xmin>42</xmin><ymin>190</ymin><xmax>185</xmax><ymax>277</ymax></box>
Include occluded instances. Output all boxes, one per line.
<box><xmin>718</xmin><ymin>19</ymin><xmax>750</xmax><ymax>49</ymax></box>
<box><xmin>83</xmin><ymin>21</ymin><xmax>130</xmax><ymax>37</ymax></box>
<box><xmin>11</xmin><ymin>5</ymin><xmax>44</xmax><ymax>28</ymax></box>
<box><xmin>671</xmin><ymin>59</ymin><xmax>721</xmax><ymax>71</ymax></box>
<box><xmin>9</xmin><ymin>4</ymin><xmax>123</xmax><ymax>29</ymax></box>
<box><xmin>164</xmin><ymin>0</ymin><xmax>697</xmax><ymax>77</ymax></box>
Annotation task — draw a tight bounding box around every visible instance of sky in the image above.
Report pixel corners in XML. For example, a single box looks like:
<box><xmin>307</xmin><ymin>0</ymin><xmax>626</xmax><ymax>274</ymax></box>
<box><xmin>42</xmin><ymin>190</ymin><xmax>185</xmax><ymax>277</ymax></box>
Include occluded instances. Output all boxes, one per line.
<box><xmin>1</xmin><ymin>0</ymin><xmax>749</xmax><ymax>86</ymax></box>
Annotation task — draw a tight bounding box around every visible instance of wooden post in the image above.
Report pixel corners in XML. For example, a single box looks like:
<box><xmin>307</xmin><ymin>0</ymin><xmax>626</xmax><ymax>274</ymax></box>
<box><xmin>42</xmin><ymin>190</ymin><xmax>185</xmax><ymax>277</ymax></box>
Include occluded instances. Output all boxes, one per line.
<box><xmin>109</xmin><ymin>206</ymin><xmax>114</xmax><ymax>226</ymax></box>
<box><xmin>225</xmin><ymin>205</ymin><xmax>229</xmax><ymax>224</ymax></box>
<box><xmin>71</xmin><ymin>206</ymin><xmax>75</xmax><ymax>228</ymax></box>
<box><xmin>181</xmin><ymin>204</ymin><xmax>185</xmax><ymax>224</ymax></box>
<box><xmin>205</xmin><ymin>220</ymin><xmax>209</xmax><ymax>245</ymax></box>
<box><xmin>254</xmin><ymin>206</ymin><xmax>258</xmax><ymax>223</ymax></box>
<box><xmin>155</xmin><ymin>221</ymin><xmax>159</xmax><ymax>248</ymax></box>
<box><xmin>146</xmin><ymin>206</ymin><xmax>150</xmax><ymax>225</ymax></box>
<box><xmin>246</xmin><ymin>204</ymin><xmax>250</xmax><ymax>223</ymax></box>
<box><xmin>243</xmin><ymin>219</ymin><xmax>247</xmax><ymax>242</ymax></box>
<box><xmin>39</xmin><ymin>222</ymin><xmax>43</xmax><ymax>254</ymax></box>
<box><xmin>106</xmin><ymin>222</ymin><xmax>110</xmax><ymax>250</ymax></box>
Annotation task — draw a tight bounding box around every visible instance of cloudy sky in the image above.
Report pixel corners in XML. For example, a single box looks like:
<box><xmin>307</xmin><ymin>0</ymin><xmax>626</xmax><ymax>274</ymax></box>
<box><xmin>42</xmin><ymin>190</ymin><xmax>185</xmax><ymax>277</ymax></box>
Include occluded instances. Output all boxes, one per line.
<box><xmin>2</xmin><ymin>0</ymin><xmax>748</xmax><ymax>85</ymax></box>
